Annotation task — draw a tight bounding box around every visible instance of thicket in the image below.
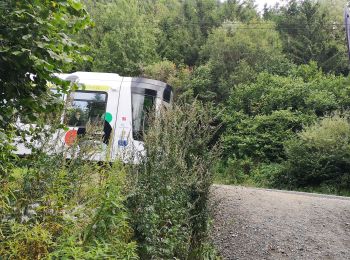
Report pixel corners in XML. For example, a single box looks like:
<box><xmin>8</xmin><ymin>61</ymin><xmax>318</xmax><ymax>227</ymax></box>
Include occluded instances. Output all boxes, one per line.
<box><xmin>127</xmin><ymin>102</ymin><xmax>219</xmax><ymax>259</ymax></box>
<box><xmin>3</xmin><ymin>0</ymin><xmax>350</xmax><ymax>257</ymax></box>
<box><xmin>218</xmin><ymin>65</ymin><xmax>350</xmax><ymax>194</ymax></box>
<box><xmin>279</xmin><ymin>114</ymin><xmax>350</xmax><ymax>194</ymax></box>
<box><xmin>222</xmin><ymin>63</ymin><xmax>350</xmax><ymax>163</ymax></box>
<box><xmin>0</xmin><ymin>102</ymin><xmax>219</xmax><ymax>259</ymax></box>
<box><xmin>221</xmin><ymin>114</ymin><xmax>350</xmax><ymax>195</ymax></box>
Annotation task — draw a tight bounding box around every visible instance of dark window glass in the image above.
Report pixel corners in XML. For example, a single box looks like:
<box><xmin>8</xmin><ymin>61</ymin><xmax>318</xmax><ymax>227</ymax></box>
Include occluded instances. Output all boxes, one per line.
<box><xmin>131</xmin><ymin>88</ymin><xmax>157</xmax><ymax>140</ymax></box>
<box><xmin>65</xmin><ymin>91</ymin><xmax>107</xmax><ymax>129</ymax></box>
<box><xmin>163</xmin><ymin>85</ymin><xmax>172</xmax><ymax>103</ymax></box>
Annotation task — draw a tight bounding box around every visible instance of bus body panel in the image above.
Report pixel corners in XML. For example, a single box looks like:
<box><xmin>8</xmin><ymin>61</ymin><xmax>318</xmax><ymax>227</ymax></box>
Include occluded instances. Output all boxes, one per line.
<box><xmin>14</xmin><ymin>72</ymin><xmax>172</xmax><ymax>162</ymax></box>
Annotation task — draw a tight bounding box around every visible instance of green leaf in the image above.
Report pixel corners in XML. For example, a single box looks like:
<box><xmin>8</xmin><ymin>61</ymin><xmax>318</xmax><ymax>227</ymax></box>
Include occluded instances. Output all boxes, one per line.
<box><xmin>11</xmin><ymin>51</ymin><xmax>22</xmax><ymax>56</ymax></box>
<box><xmin>22</xmin><ymin>34</ymin><xmax>31</xmax><ymax>40</ymax></box>
<box><xmin>69</xmin><ymin>0</ymin><xmax>83</xmax><ymax>11</ymax></box>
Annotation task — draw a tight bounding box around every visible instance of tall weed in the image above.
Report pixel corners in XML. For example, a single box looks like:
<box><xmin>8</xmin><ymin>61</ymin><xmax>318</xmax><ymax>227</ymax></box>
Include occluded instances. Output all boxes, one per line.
<box><xmin>127</xmin><ymin>101</ymin><xmax>220</xmax><ymax>259</ymax></box>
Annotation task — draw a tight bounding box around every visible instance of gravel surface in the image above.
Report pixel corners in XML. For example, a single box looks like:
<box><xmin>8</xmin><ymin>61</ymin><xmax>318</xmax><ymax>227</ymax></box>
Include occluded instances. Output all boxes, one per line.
<box><xmin>210</xmin><ymin>185</ymin><xmax>350</xmax><ymax>260</ymax></box>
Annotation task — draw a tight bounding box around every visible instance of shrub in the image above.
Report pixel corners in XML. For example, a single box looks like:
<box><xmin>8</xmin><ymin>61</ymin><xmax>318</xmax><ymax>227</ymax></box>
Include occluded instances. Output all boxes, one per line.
<box><xmin>222</xmin><ymin>64</ymin><xmax>350</xmax><ymax>165</ymax></box>
<box><xmin>127</xmin><ymin>101</ymin><xmax>220</xmax><ymax>259</ymax></box>
<box><xmin>215</xmin><ymin>159</ymin><xmax>284</xmax><ymax>187</ymax></box>
<box><xmin>142</xmin><ymin>60</ymin><xmax>192</xmax><ymax>101</ymax></box>
<box><xmin>214</xmin><ymin>157</ymin><xmax>254</xmax><ymax>185</ymax></box>
<box><xmin>0</xmin><ymin>129</ymin><xmax>16</xmax><ymax>182</ymax></box>
<box><xmin>142</xmin><ymin>60</ymin><xmax>177</xmax><ymax>83</ymax></box>
<box><xmin>279</xmin><ymin>114</ymin><xmax>350</xmax><ymax>191</ymax></box>
<box><xmin>222</xmin><ymin>110</ymin><xmax>314</xmax><ymax>163</ymax></box>
<box><xmin>251</xmin><ymin>163</ymin><xmax>284</xmax><ymax>188</ymax></box>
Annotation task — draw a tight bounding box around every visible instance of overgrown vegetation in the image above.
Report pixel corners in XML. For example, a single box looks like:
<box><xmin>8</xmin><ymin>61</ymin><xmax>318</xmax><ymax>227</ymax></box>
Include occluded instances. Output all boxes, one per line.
<box><xmin>280</xmin><ymin>114</ymin><xmax>350</xmax><ymax>194</ymax></box>
<box><xmin>3</xmin><ymin>0</ymin><xmax>350</xmax><ymax>258</ymax></box>
<box><xmin>0</xmin><ymin>103</ymin><xmax>219</xmax><ymax>259</ymax></box>
<box><xmin>1</xmin><ymin>152</ymin><xmax>137</xmax><ymax>259</ymax></box>
<box><xmin>127</xmin><ymin>102</ymin><xmax>219</xmax><ymax>259</ymax></box>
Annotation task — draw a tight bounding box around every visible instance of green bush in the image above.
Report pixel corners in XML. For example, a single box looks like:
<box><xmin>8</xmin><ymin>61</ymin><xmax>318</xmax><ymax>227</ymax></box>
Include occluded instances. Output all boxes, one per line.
<box><xmin>127</xmin><ymin>101</ymin><xmax>220</xmax><ymax>259</ymax></box>
<box><xmin>227</xmin><ymin>63</ymin><xmax>350</xmax><ymax>117</ymax></box>
<box><xmin>279</xmin><ymin>114</ymin><xmax>350</xmax><ymax>192</ymax></box>
<box><xmin>0</xmin><ymin>129</ymin><xmax>16</xmax><ymax>182</ymax></box>
<box><xmin>250</xmin><ymin>163</ymin><xmax>284</xmax><ymax>188</ymax></box>
<box><xmin>222</xmin><ymin>110</ymin><xmax>314</xmax><ymax>163</ymax></box>
<box><xmin>142</xmin><ymin>60</ymin><xmax>192</xmax><ymax>101</ymax></box>
<box><xmin>222</xmin><ymin>63</ymin><xmax>350</xmax><ymax>165</ymax></box>
<box><xmin>215</xmin><ymin>159</ymin><xmax>284</xmax><ymax>188</ymax></box>
<box><xmin>214</xmin><ymin>157</ymin><xmax>254</xmax><ymax>185</ymax></box>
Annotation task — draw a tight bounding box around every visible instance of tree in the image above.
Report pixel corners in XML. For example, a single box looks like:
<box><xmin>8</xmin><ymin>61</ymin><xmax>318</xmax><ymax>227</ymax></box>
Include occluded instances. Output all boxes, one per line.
<box><xmin>218</xmin><ymin>0</ymin><xmax>258</xmax><ymax>23</ymax></box>
<box><xmin>142</xmin><ymin>60</ymin><xmax>192</xmax><ymax>100</ymax></box>
<box><xmin>200</xmin><ymin>21</ymin><xmax>293</xmax><ymax>102</ymax></box>
<box><xmin>154</xmin><ymin>0</ymin><xmax>259</xmax><ymax>67</ymax></box>
<box><xmin>275</xmin><ymin>0</ymin><xmax>348</xmax><ymax>75</ymax></box>
<box><xmin>80</xmin><ymin>0</ymin><xmax>158</xmax><ymax>75</ymax></box>
<box><xmin>0</xmin><ymin>0</ymin><xmax>90</xmax><ymax>180</ymax></box>
<box><xmin>222</xmin><ymin>63</ymin><xmax>350</xmax><ymax>163</ymax></box>
<box><xmin>155</xmin><ymin>0</ymin><xmax>210</xmax><ymax>66</ymax></box>
<box><xmin>0</xmin><ymin>0</ymin><xmax>91</xmax><ymax>131</ymax></box>
<box><xmin>319</xmin><ymin>0</ymin><xmax>348</xmax><ymax>23</ymax></box>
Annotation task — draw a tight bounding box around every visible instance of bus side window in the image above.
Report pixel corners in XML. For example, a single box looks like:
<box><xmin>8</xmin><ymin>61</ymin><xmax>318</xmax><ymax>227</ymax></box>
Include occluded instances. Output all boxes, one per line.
<box><xmin>64</xmin><ymin>91</ymin><xmax>108</xmax><ymax>134</ymax></box>
<box><xmin>131</xmin><ymin>88</ymin><xmax>157</xmax><ymax>141</ymax></box>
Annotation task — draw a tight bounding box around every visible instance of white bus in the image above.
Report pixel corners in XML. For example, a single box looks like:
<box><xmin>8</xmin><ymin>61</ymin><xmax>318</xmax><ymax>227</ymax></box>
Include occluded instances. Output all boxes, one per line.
<box><xmin>15</xmin><ymin>72</ymin><xmax>173</xmax><ymax>161</ymax></box>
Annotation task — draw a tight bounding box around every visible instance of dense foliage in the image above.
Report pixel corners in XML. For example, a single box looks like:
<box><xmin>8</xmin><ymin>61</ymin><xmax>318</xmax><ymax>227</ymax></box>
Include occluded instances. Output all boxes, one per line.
<box><xmin>1</xmin><ymin>153</ymin><xmax>137</xmax><ymax>259</ymax></box>
<box><xmin>128</xmin><ymin>102</ymin><xmax>219</xmax><ymax>258</ymax></box>
<box><xmin>275</xmin><ymin>0</ymin><xmax>348</xmax><ymax>75</ymax></box>
<box><xmin>0</xmin><ymin>0</ymin><xmax>91</xmax><ymax>181</ymax></box>
<box><xmin>0</xmin><ymin>0</ymin><xmax>90</xmax><ymax>130</ymax></box>
<box><xmin>80</xmin><ymin>0</ymin><xmax>158</xmax><ymax>75</ymax></box>
<box><xmin>281</xmin><ymin>114</ymin><xmax>350</xmax><ymax>193</ymax></box>
<box><xmin>218</xmin><ymin>62</ymin><xmax>350</xmax><ymax>192</ymax></box>
<box><xmin>0</xmin><ymin>104</ymin><xmax>218</xmax><ymax>259</ymax></box>
<box><xmin>222</xmin><ymin>63</ymin><xmax>350</xmax><ymax>163</ymax></box>
<box><xmin>2</xmin><ymin>0</ymin><xmax>350</xmax><ymax>258</ymax></box>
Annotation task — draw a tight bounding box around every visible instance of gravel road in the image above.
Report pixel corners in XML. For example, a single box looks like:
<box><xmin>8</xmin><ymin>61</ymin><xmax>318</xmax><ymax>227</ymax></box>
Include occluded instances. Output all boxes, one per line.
<box><xmin>210</xmin><ymin>185</ymin><xmax>350</xmax><ymax>260</ymax></box>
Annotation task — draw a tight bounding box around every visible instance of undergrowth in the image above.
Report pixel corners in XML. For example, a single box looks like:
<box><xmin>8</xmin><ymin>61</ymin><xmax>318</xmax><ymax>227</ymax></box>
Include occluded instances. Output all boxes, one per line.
<box><xmin>127</xmin><ymin>101</ymin><xmax>221</xmax><ymax>259</ymax></box>
<box><xmin>215</xmin><ymin>114</ymin><xmax>350</xmax><ymax>197</ymax></box>
<box><xmin>0</xmin><ymin>151</ymin><xmax>137</xmax><ymax>259</ymax></box>
<box><xmin>1</xmin><ymin>101</ymin><xmax>220</xmax><ymax>259</ymax></box>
